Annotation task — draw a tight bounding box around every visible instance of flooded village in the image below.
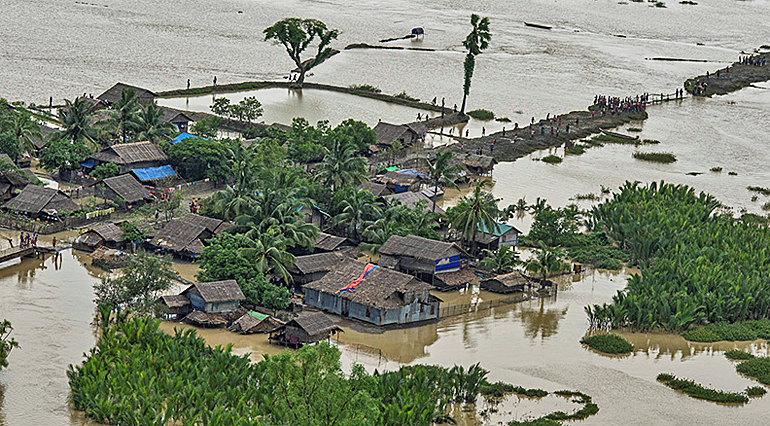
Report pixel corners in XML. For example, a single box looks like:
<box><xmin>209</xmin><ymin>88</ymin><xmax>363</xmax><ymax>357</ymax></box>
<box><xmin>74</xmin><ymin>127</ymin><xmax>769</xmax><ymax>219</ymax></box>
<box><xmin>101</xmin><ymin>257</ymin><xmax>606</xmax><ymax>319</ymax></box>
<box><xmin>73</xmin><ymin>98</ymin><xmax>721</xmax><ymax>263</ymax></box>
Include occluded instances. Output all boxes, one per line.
<box><xmin>2</xmin><ymin>1</ymin><xmax>770</xmax><ymax>425</ymax></box>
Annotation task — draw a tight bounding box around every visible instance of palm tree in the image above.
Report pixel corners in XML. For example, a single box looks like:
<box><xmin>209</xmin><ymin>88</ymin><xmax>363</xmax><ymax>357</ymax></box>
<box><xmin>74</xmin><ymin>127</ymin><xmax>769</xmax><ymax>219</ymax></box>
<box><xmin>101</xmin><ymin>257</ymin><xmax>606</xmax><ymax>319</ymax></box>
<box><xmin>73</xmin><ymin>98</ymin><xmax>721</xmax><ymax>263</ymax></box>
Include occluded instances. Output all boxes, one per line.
<box><xmin>134</xmin><ymin>103</ymin><xmax>176</xmax><ymax>142</ymax></box>
<box><xmin>100</xmin><ymin>88</ymin><xmax>140</xmax><ymax>142</ymax></box>
<box><xmin>240</xmin><ymin>231</ymin><xmax>296</xmax><ymax>284</ymax></box>
<box><xmin>331</xmin><ymin>189</ymin><xmax>383</xmax><ymax>242</ymax></box>
<box><xmin>9</xmin><ymin>110</ymin><xmax>42</xmax><ymax>156</ymax></box>
<box><xmin>479</xmin><ymin>246</ymin><xmax>520</xmax><ymax>274</ymax></box>
<box><xmin>231</xmin><ymin>188</ymin><xmax>319</xmax><ymax>250</ymax></box>
<box><xmin>316</xmin><ymin>140</ymin><xmax>367</xmax><ymax>191</ymax></box>
<box><xmin>58</xmin><ymin>98</ymin><xmax>97</xmax><ymax>150</ymax></box>
<box><xmin>525</xmin><ymin>244</ymin><xmax>568</xmax><ymax>282</ymax></box>
<box><xmin>460</xmin><ymin>14</ymin><xmax>491</xmax><ymax>114</ymax></box>
<box><xmin>425</xmin><ymin>151</ymin><xmax>461</xmax><ymax>213</ymax></box>
<box><xmin>449</xmin><ymin>179</ymin><xmax>500</xmax><ymax>256</ymax></box>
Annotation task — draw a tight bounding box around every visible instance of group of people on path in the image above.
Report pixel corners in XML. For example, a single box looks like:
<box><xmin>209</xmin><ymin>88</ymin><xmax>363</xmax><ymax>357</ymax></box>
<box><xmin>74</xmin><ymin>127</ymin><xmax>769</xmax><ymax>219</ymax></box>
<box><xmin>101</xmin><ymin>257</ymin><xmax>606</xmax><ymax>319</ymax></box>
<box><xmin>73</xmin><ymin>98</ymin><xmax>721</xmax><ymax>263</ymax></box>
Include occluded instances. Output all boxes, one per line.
<box><xmin>593</xmin><ymin>94</ymin><xmax>647</xmax><ymax>114</ymax></box>
<box><xmin>739</xmin><ymin>55</ymin><xmax>766</xmax><ymax>67</ymax></box>
<box><xmin>16</xmin><ymin>232</ymin><xmax>39</xmax><ymax>249</ymax></box>
<box><xmin>189</xmin><ymin>198</ymin><xmax>201</xmax><ymax>214</ymax></box>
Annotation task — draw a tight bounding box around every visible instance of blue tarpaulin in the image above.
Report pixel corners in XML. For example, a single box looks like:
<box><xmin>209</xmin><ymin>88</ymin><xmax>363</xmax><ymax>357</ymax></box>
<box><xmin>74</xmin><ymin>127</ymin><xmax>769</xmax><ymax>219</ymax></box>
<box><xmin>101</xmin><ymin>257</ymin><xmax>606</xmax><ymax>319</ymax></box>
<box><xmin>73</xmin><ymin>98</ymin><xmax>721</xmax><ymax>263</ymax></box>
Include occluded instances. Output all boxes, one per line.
<box><xmin>132</xmin><ymin>165</ymin><xmax>176</xmax><ymax>181</ymax></box>
<box><xmin>80</xmin><ymin>159</ymin><xmax>95</xmax><ymax>168</ymax></box>
<box><xmin>169</xmin><ymin>132</ymin><xmax>201</xmax><ymax>145</ymax></box>
<box><xmin>396</xmin><ymin>168</ymin><xmax>426</xmax><ymax>179</ymax></box>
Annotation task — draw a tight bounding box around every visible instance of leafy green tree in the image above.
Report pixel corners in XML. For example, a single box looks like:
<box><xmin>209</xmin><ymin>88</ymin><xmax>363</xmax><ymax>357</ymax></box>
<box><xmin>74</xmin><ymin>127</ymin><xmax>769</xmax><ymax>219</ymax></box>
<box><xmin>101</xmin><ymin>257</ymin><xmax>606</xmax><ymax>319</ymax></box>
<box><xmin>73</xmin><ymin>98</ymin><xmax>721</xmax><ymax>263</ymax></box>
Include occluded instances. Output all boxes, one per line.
<box><xmin>236</xmin><ymin>96</ymin><xmax>263</xmax><ymax>123</ymax></box>
<box><xmin>134</xmin><ymin>103</ymin><xmax>177</xmax><ymax>142</ymax></box>
<box><xmin>0</xmin><ymin>319</ymin><xmax>19</xmax><ymax>370</ymax></box>
<box><xmin>89</xmin><ymin>162</ymin><xmax>119</xmax><ymax>179</ymax></box>
<box><xmin>258</xmin><ymin>342</ymin><xmax>378</xmax><ymax>426</ymax></box>
<box><xmin>93</xmin><ymin>250</ymin><xmax>174</xmax><ymax>315</ymax></box>
<box><xmin>120</xmin><ymin>221</ymin><xmax>148</xmax><ymax>244</ymax></box>
<box><xmin>479</xmin><ymin>246</ymin><xmax>520</xmax><ymax>273</ymax></box>
<box><xmin>317</xmin><ymin>140</ymin><xmax>367</xmax><ymax>191</ymax></box>
<box><xmin>100</xmin><ymin>88</ymin><xmax>140</xmax><ymax>142</ymax></box>
<box><xmin>167</xmin><ymin>137</ymin><xmax>232</xmax><ymax>181</ymax></box>
<box><xmin>286</xmin><ymin>118</ymin><xmax>326</xmax><ymax>163</ymax></box>
<box><xmin>425</xmin><ymin>151</ymin><xmax>461</xmax><ymax>212</ymax></box>
<box><xmin>210</xmin><ymin>97</ymin><xmax>231</xmax><ymax>119</ymax></box>
<box><xmin>525</xmin><ymin>244</ymin><xmax>568</xmax><ymax>281</ymax></box>
<box><xmin>0</xmin><ymin>131</ymin><xmax>22</xmax><ymax>161</ymax></box>
<box><xmin>38</xmin><ymin>136</ymin><xmax>90</xmax><ymax>172</ymax></box>
<box><xmin>460</xmin><ymin>14</ymin><xmax>491</xmax><ymax>114</ymax></box>
<box><xmin>264</xmin><ymin>18</ymin><xmax>339</xmax><ymax>87</ymax></box>
<box><xmin>190</xmin><ymin>116</ymin><xmax>221</xmax><ymax>139</ymax></box>
<box><xmin>57</xmin><ymin>98</ymin><xmax>97</xmax><ymax>149</ymax></box>
<box><xmin>527</xmin><ymin>204</ymin><xmax>582</xmax><ymax>246</ymax></box>
<box><xmin>8</xmin><ymin>109</ymin><xmax>42</xmax><ymax>155</ymax></box>
<box><xmin>333</xmin><ymin>119</ymin><xmax>376</xmax><ymax>153</ymax></box>
<box><xmin>331</xmin><ymin>187</ymin><xmax>383</xmax><ymax>241</ymax></box>
<box><xmin>448</xmin><ymin>179</ymin><xmax>500</xmax><ymax>256</ymax></box>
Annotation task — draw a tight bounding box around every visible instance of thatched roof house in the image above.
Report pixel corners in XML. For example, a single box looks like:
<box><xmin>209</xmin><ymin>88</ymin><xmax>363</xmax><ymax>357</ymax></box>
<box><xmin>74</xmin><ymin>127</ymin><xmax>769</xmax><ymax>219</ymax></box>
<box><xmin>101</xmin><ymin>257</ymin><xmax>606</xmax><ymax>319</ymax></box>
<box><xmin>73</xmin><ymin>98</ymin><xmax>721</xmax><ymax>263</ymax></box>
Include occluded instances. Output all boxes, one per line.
<box><xmin>290</xmin><ymin>252</ymin><xmax>350</xmax><ymax>284</ymax></box>
<box><xmin>149</xmin><ymin>214</ymin><xmax>228</xmax><ymax>258</ymax></box>
<box><xmin>94</xmin><ymin>173</ymin><xmax>153</xmax><ymax>207</ymax></box>
<box><xmin>480</xmin><ymin>271</ymin><xmax>530</xmax><ymax>294</ymax></box>
<box><xmin>183</xmin><ymin>310</ymin><xmax>229</xmax><ymax>328</ymax></box>
<box><xmin>74</xmin><ymin>223</ymin><xmax>124</xmax><ymax>251</ymax></box>
<box><xmin>379</xmin><ymin>235</ymin><xmax>468</xmax><ymax>283</ymax></box>
<box><xmin>269</xmin><ymin>312</ymin><xmax>342</xmax><ymax>348</ymax></box>
<box><xmin>313</xmin><ymin>232</ymin><xmax>352</xmax><ymax>253</ymax></box>
<box><xmin>228</xmin><ymin>312</ymin><xmax>285</xmax><ymax>334</ymax></box>
<box><xmin>181</xmin><ymin>280</ymin><xmax>245</xmax><ymax>314</ymax></box>
<box><xmin>373</xmin><ymin>122</ymin><xmax>425</xmax><ymax>148</ymax></box>
<box><xmin>383</xmin><ymin>191</ymin><xmax>444</xmax><ymax>215</ymax></box>
<box><xmin>3</xmin><ymin>184</ymin><xmax>77</xmax><ymax>218</ymax></box>
<box><xmin>97</xmin><ymin>83</ymin><xmax>156</xmax><ymax>105</ymax></box>
<box><xmin>90</xmin><ymin>141</ymin><xmax>169</xmax><ymax>174</ymax></box>
<box><xmin>357</xmin><ymin>181</ymin><xmax>389</xmax><ymax>197</ymax></box>
<box><xmin>461</xmin><ymin>154</ymin><xmax>497</xmax><ymax>175</ymax></box>
<box><xmin>433</xmin><ymin>267</ymin><xmax>479</xmax><ymax>291</ymax></box>
<box><xmin>0</xmin><ymin>167</ymin><xmax>34</xmax><ymax>201</ymax></box>
<box><xmin>378</xmin><ymin>170</ymin><xmax>423</xmax><ymax>193</ymax></box>
<box><xmin>303</xmin><ymin>258</ymin><xmax>440</xmax><ymax>325</ymax></box>
<box><xmin>160</xmin><ymin>108</ymin><xmax>193</xmax><ymax>133</ymax></box>
<box><xmin>160</xmin><ymin>294</ymin><xmax>191</xmax><ymax>318</ymax></box>
<box><xmin>31</xmin><ymin>125</ymin><xmax>57</xmax><ymax>153</ymax></box>
<box><xmin>90</xmin><ymin>246</ymin><xmax>130</xmax><ymax>269</ymax></box>
<box><xmin>473</xmin><ymin>222</ymin><xmax>521</xmax><ymax>251</ymax></box>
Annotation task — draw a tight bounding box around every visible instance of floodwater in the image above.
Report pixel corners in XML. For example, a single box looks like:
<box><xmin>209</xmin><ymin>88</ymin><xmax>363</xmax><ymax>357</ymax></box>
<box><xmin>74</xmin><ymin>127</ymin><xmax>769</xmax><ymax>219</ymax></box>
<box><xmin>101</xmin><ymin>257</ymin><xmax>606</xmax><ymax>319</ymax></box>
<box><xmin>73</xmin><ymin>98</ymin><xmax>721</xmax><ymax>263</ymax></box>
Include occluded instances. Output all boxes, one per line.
<box><xmin>2</xmin><ymin>0</ymin><xmax>770</xmax><ymax>424</ymax></box>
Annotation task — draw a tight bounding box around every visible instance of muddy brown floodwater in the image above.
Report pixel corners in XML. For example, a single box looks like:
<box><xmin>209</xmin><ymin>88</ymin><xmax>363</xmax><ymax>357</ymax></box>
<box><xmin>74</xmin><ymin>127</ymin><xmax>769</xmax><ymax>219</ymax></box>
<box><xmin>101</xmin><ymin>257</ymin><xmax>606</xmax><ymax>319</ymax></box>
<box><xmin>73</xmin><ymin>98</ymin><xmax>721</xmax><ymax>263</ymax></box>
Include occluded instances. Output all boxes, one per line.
<box><xmin>1</xmin><ymin>248</ymin><xmax>770</xmax><ymax>425</ymax></box>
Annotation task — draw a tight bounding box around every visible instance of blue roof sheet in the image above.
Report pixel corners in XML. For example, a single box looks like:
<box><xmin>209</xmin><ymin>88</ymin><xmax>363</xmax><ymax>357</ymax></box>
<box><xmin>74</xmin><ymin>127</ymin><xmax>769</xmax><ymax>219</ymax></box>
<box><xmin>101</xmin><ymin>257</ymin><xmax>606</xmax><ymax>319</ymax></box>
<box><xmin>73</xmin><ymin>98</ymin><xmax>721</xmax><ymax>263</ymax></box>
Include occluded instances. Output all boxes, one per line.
<box><xmin>80</xmin><ymin>159</ymin><xmax>95</xmax><ymax>168</ymax></box>
<box><xmin>169</xmin><ymin>132</ymin><xmax>201</xmax><ymax>145</ymax></box>
<box><xmin>132</xmin><ymin>165</ymin><xmax>176</xmax><ymax>181</ymax></box>
<box><xmin>396</xmin><ymin>168</ymin><xmax>426</xmax><ymax>179</ymax></box>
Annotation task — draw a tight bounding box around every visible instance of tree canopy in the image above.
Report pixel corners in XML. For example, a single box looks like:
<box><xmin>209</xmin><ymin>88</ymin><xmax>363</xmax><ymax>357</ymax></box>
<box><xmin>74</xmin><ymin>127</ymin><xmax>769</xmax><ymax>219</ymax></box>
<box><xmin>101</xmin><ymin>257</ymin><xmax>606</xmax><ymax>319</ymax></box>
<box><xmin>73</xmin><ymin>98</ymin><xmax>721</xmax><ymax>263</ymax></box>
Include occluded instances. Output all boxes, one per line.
<box><xmin>167</xmin><ymin>136</ymin><xmax>232</xmax><ymax>181</ymax></box>
<box><xmin>264</xmin><ymin>18</ymin><xmax>339</xmax><ymax>87</ymax></box>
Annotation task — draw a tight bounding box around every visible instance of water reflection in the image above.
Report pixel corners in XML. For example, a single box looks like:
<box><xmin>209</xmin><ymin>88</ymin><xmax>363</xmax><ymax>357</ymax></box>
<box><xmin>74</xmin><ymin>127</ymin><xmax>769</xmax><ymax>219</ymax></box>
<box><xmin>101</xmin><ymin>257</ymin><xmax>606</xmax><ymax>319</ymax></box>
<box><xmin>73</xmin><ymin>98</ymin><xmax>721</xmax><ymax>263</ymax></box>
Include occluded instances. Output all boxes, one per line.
<box><xmin>518</xmin><ymin>297</ymin><xmax>569</xmax><ymax>341</ymax></box>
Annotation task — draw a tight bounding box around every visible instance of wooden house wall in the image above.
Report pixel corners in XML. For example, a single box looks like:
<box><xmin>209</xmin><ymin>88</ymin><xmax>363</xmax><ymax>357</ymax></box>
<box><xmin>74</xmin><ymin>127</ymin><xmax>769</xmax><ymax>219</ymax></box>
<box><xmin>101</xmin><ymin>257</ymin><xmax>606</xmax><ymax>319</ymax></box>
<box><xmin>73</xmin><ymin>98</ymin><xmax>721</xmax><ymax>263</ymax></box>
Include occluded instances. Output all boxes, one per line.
<box><xmin>205</xmin><ymin>301</ymin><xmax>240</xmax><ymax>314</ymax></box>
<box><xmin>284</xmin><ymin>325</ymin><xmax>311</xmax><ymax>343</ymax></box>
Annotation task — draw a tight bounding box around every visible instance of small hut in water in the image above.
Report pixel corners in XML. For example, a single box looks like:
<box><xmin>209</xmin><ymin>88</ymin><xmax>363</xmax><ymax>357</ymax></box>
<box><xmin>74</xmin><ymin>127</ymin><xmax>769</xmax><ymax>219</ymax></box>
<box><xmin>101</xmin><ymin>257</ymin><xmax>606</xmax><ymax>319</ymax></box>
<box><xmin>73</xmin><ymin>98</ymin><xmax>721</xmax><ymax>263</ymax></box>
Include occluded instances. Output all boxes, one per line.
<box><xmin>180</xmin><ymin>280</ymin><xmax>245</xmax><ymax>314</ymax></box>
<box><xmin>269</xmin><ymin>312</ymin><xmax>342</xmax><ymax>348</ymax></box>
<box><xmin>480</xmin><ymin>271</ymin><xmax>530</xmax><ymax>294</ymax></box>
<box><xmin>228</xmin><ymin>311</ymin><xmax>285</xmax><ymax>335</ymax></box>
<box><xmin>90</xmin><ymin>246</ymin><xmax>130</xmax><ymax>269</ymax></box>
<box><xmin>461</xmin><ymin>154</ymin><xmax>497</xmax><ymax>176</ymax></box>
<box><xmin>74</xmin><ymin>223</ymin><xmax>125</xmax><ymax>251</ymax></box>
<box><xmin>159</xmin><ymin>294</ymin><xmax>191</xmax><ymax>319</ymax></box>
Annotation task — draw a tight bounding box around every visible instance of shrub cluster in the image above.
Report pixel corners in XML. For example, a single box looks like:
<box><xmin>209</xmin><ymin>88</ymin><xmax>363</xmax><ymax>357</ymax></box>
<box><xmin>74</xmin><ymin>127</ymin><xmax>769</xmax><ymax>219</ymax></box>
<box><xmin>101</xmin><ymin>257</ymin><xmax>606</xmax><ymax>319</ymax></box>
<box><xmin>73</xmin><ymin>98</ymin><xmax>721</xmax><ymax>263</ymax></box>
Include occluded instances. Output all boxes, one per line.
<box><xmin>736</xmin><ymin>357</ymin><xmax>770</xmax><ymax>385</ymax></box>
<box><xmin>541</xmin><ymin>155</ymin><xmax>563</xmax><ymax>164</ymax></box>
<box><xmin>580</xmin><ymin>334</ymin><xmax>634</xmax><ymax>354</ymax></box>
<box><xmin>467</xmin><ymin>109</ymin><xmax>495</xmax><ymax>120</ymax></box>
<box><xmin>632</xmin><ymin>151</ymin><xmax>677</xmax><ymax>163</ymax></box>
<box><xmin>724</xmin><ymin>349</ymin><xmax>755</xmax><ymax>361</ymax></box>
<box><xmin>656</xmin><ymin>373</ymin><xmax>749</xmax><ymax>404</ymax></box>
<box><xmin>683</xmin><ymin>319</ymin><xmax>770</xmax><ymax>343</ymax></box>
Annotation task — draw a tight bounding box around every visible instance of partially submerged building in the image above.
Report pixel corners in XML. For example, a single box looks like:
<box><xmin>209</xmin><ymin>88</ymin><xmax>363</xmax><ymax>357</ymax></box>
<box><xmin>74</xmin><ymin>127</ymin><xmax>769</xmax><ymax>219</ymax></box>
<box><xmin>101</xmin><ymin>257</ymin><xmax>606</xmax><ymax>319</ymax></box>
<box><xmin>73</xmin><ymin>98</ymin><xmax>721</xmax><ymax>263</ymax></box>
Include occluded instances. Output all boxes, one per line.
<box><xmin>228</xmin><ymin>311</ymin><xmax>285</xmax><ymax>334</ymax></box>
<box><xmin>88</xmin><ymin>141</ymin><xmax>169</xmax><ymax>174</ymax></box>
<box><xmin>383</xmin><ymin>190</ymin><xmax>444</xmax><ymax>215</ymax></box>
<box><xmin>461</xmin><ymin>154</ymin><xmax>497</xmax><ymax>176</ymax></box>
<box><xmin>92</xmin><ymin>173</ymin><xmax>153</xmax><ymax>208</ymax></box>
<box><xmin>269</xmin><ymin>312</ymin><xmax>342</xmax><ymax>348</ymax></box>
<box><xmin>480</xmin><ymin>271</ymin><xmax>530</xmax><ymax>294</ymax></box>
<box><xmin>378</xmin><ymin>234</ymin><xmax>467</xmax><ymax>285</ymax></box>
<box><xmin>473</xmin><ymin>222</ymin><xmax>521</xmax><ymax>252</ymax></box>
<box><xmin>374</xmin><ymin>122</ymin><xmax>427</xmax><ymax>148</ymax></box>
<box><xmin>2</xmin><ymin>184</ymin><xmax>78</xmax><ymax>220</ymax></box>
<box><xmin>180</xmin><ymin>280</ymin><xmax>245</xmax><ymax>314</ymax></box>
<box><xmin>303</xmin><ymin>258</ymin><xmax>440</xmax><ymax>325</ymax></box>
<box><xmin>74</xmin><ymin>223</ymin><xmax>124</xmax><ymax>251</ymax></box>
<box><xmin>378</xmin><ymin>169</ymin><xmax>423</xmax><ymax>193</ymax></box>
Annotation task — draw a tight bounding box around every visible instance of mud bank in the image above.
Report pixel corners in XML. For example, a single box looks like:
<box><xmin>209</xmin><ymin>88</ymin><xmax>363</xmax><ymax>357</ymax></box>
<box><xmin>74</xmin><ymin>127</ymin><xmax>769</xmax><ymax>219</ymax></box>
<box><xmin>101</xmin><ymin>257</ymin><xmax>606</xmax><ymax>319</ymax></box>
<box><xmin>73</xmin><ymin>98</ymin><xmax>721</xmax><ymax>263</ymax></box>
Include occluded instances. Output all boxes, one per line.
<box><xmin>684</xmin><ymin>53</ymin><xmax>770</xmax><ymax>96</ymax></box>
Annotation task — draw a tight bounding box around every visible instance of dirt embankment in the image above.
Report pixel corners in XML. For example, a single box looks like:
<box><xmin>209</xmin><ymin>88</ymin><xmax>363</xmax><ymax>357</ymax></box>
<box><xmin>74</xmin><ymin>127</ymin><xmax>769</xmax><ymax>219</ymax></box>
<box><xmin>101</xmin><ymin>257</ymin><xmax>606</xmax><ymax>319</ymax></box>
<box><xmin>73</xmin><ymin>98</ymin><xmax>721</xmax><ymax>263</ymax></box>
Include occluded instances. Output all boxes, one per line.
<box><xmin>684</xmin><ymin>53</ymin><xmax>770</xmax><ymax>96</ymax></box>
<box><xmin>432</xmin><ymin>109</ymin><xmax>648</xmax><ymax>163</ymax></box>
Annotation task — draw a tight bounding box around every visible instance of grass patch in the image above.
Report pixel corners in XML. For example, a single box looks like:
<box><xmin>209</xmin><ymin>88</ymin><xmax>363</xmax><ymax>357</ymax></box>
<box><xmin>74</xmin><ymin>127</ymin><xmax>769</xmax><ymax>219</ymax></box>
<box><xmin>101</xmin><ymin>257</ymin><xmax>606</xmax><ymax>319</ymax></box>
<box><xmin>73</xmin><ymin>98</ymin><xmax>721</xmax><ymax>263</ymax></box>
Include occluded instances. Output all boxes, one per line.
<box><xmin>480</xmin><ymin>381</ymin><xmax>549</xmax><ymax>398</ymax></box>
<box><xmin>632</xmin><ymin>152</ymin><xmax>677</xmax><ymax>163</ymax></box>
<box><xmin>495</xmin><ymin>116</ymin><xmax>512</xmax><ymax>122</ymax></box>
<box><xmin>509</xmin><ymin>419</ymin><xmax>561</xmax><ymax>426</ymax></box>
<box><xmin>393</xmin><ymin>91</ymin><xmax>419</xmax><ymax>102</ymax></box>
<box><xmin>580</xmin><ymin>334</ymin><xmax>634</xmax><ymax>354</ymax></box>
<box><xmin>680</xmin><ymin>0</ymin><xmax>697</xmax><ymax>4</ymax></box>
<box><xmin>467</xmin><ymin>109</ymin><xmax>495</xmax><ymax>120</ymax></box>
<box><xmin>728</xmin><ymin>171</ymin><xmax>738</xmax><ymax>176</ymax></box>
<box><xmin>573</xmin><ymin>193</ymin><xmax>599</xmax><ymax>201</ymax></box>
<box><xmin>654</xmin><ymin>1</ymin><xmax>667</xmax><ymax>7</ymax></box>
<box><xmin>682</xmin><ymin>319</ymin><xmax>770</xmax><ymax>342</ymax></box>
<box><xmin>541</xmin><ymin>155</ymin><xmax>562</xmax><ymax>164</ymax></box>
<box><xmin>725</xmin><ymin>349</ymin><xmax>756</xmax><ymax>361</ymax></box>
<box><xmin>349</xmin><ymin>84</ymin><xmax>381</xmax><ymax>93</ymax></box>
<box><xmin>746</xmin><ymin>386</ymin><xmax>767</xmax><ymax>397</ymax></box>
<box><xmin>566</xmin><ymin>145</ymin><xmax>586</xmax><ymax>155</ymax></box>
<box><xmin>748</xmin><ymin>186</ymin><xmax>770</xmax><ymax>196</ymax></box>
<box><xmin>736</xmin><ymin>357</ymin><xmax>770</xmax><ymax>385</ymax></box>
<box><xmin>710</xmin><ymin>167</ymin><xmax>723</xmax><ymax>172</ymax></box>
<box><xmin>627</xmin><ymin>127</ymin><xmax>642</xmax><ymax>132</ymax></box>
<box><xmin>642</xmin><ymin>138</ymin><xmax>660</xmax><ymax>144</ymax></box>
<box><xmin>656</xmin><ymin>373</ymin><xmax>749</xmax><ymax>403</ymax></box>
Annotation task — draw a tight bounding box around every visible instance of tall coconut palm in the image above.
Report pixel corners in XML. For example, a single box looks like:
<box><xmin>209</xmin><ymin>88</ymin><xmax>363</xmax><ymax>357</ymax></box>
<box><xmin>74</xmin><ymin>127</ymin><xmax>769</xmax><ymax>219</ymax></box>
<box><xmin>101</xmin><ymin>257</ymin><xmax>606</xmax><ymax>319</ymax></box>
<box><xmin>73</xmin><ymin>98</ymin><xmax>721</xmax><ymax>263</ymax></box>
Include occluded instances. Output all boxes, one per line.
<box><xmin>331</xmin><ymin>189</ymin><xmax>383</xmax><ymax>242</ymax></box>
<box><xmin>9</xmin><ymin>110</ymin><xmax>42</xmax><ymax>156</ymax></box>
<box><xmin>134</xmin><ymin>103</ymin><xmax>177</xmax><ymax>142</ymax></box>
<box><xmin>479</xmin><ymin>245</ymin><xmax>520</xmax><ymax>274</ymax></box>
<box><xmin>425</xmin><ymin>151</ymin><xmax>461</xmax><ymax>212</ymax></box>
<box><xmin>316</xmin><ymin>140</ymin><xmax>367</xmax><ymax>192</ymax></box>
<box><xmin>231</xmin><ymin>188</ymin><xmax>319</xmax><ymax>250</ymax></box>
<box><xmin>101</xmin><ymin>88</ymin><xmax>140</xmax><ymax>142</ymax></box>
<box><xmin>449</xmin><ymin>179</ymin><xmax>500</xmax><ymax>256</ymax></box>
<box><xmin>525</xmin><ymin>244</ymin><xmax>568</xmax><ymax>282</ymax></box>
<box><xmin>58</xmin><ymin>98</ymin><xmax>98</xmax><ymax>150</ymax></box>
<box><xmin>460</xmin><ymin>14</ymin><xmax>491</xmax><ymax>114</ymax></box>
<box><xmin>240</xmin><ymin>231</ymin><xmax>296</xmax><ymax>284</ymax></box>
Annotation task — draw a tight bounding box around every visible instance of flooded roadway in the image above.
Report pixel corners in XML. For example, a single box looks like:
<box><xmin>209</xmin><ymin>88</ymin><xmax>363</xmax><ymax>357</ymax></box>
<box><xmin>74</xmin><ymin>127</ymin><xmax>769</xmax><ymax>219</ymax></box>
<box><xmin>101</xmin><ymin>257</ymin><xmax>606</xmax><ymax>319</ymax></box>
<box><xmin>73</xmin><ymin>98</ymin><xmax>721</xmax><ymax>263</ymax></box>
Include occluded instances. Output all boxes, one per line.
<box><xmin>2</xmin><ymin>250</ymin><xmax>768</xmax><ymax>425</ymax></box>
